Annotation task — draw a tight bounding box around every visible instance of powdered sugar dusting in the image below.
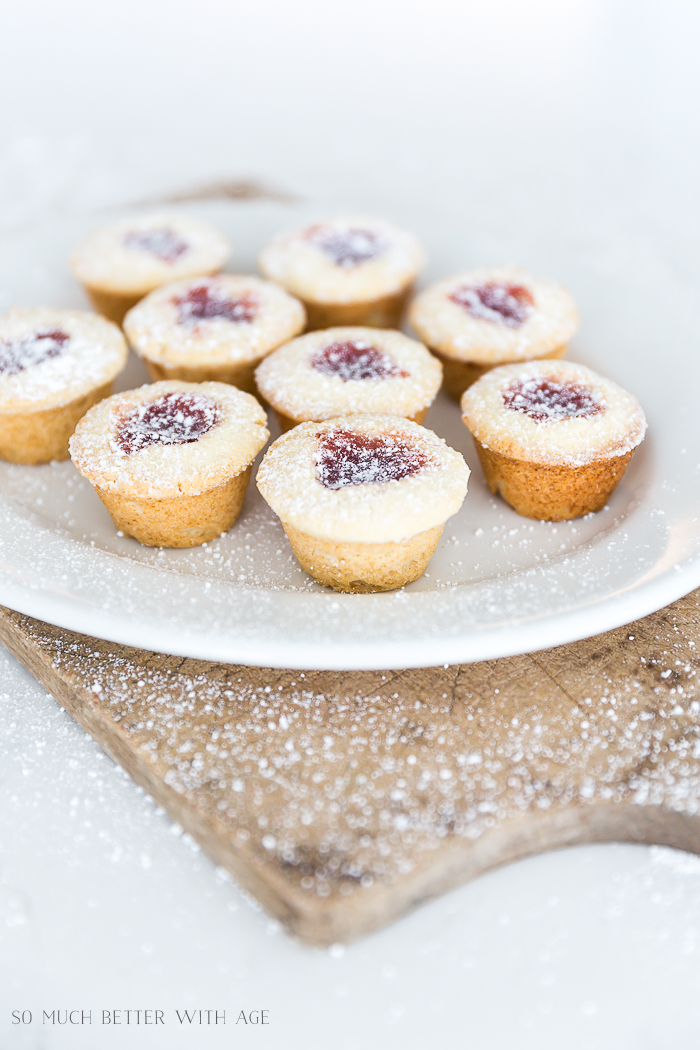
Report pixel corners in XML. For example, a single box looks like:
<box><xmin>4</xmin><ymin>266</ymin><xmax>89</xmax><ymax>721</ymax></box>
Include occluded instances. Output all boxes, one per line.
<box><xmin>503</xmin><ymin>377</ymin><xmax>602</xmax><ymax>422</ymax></box>
<box><xmin>314</xmin><ymin>429</ymin><xmax>430</xmax><ymax>490</ymax></box>
<box><xmin>311</xmin><ymin>341</ymin><xmax>408</xmax><ymax>383</ymax></box>
<box><xmin>117</xmin><ymin>392</ymin><xmax>221</xmax><ymax>455</ymax></box>
<box><xmin>173</xmin><ymin>281</ymin><xmax>259</xmax><ymax>326</ymax></box>
<box><xmin>450</xmin><ymin>282</ymin><xmax>534</xmax><ymax>328</ymax></box>
<box><xmin>0</xmin><ymin>328</ymin><xmax>69</xmax><ymax>376</ymax></box>
<box><xmin>308</xmin><ymin>225</ymin><xmax>386</xmax><ymax>268</ymax></box>
<box><xmin>0</xmin><ymin>309</ymin><xmax>127</xmax><ymax>410</ymax></box>
<box><xmin>123</xmin><ymin>227</ymin><xmax>189</xmax><ymax>264</ymax></box>
<box><xmin>7</xmin><ymin>587</ymin><xmax>699</xmax><ymax>933</ymax></box>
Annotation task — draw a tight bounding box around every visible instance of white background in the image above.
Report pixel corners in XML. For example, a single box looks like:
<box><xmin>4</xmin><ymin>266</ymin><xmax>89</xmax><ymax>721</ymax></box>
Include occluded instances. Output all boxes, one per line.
<box><xmin>1</xmin><ymin>1</ymin><xmax>700</xmax><ymax>1046</ymax></box>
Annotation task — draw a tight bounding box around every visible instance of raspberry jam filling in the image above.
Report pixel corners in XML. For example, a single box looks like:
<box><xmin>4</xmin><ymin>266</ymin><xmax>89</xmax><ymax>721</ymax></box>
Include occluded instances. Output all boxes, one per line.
<box><xmin>308</xmin><ymin>226</ymin><xmax>385</xmax><ymax>268</ymax></box>
<box><xmin>0</xmin><ymin>328</ymin><xmax>69</xmax><ymax>376</ymax></box>
<box><xmin>314</xmin><ymin>429</ymin><xmax>429</xmax><ymax>490</ymax></box>
<box><xmin>123</xmin><ymin>228</ymin><xmax>189</xmax><ymax>264</ymax></box>
<box><xmin>174</xmin><ymin>282</ymin><xmax>258</xmax><ymax>325</ymax></box>
<box><xmin>450</xmin><ymin>282</ymin><xmax>534</xmax><ymax>327</ymax></box>
<box><xmin>503</xmin><ymin>378</ymin><xmax>602</xmax><ymax>422</ymax></box>
<box><xmin>310</xmin><ymin>341</ymin><xmax>409</xmax><ymax>382</ymax></box>
<box><xmin>117</xmin><ymin>393</ymin><xmax>220</xmax><ymax>455</ymax></box>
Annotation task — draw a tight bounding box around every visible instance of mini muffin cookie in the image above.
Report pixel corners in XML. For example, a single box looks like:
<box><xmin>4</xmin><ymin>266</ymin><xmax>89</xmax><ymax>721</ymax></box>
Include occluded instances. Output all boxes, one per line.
<box><xmin>255</xmin><ymin>327</ymin><xmax>443</xmax><ymax>432</ymax></box>
<box><xmin>410</xmin><ymin>265</ymin><xmax>579</xmax><ymax>400</ymax></box>
<box><xmin>70</xmin><ymin>213</ymin><xmax>231</xmax><ymax>324</ymax></box>
<box><xmin>70</xmin><ymin>380</ymin><xmax>269</xmax><ymax>547</ymax></box>
<box><xmin>259</xmin><ymin>216</ymin><xmax>424</xmax><ymax>330</ymax></box>
<box><xmin>123</xmin><ymin>274</ymin><xmax>306</xmax><ymax>394</ymax></box>
<box><xmin>461</xmin><ymin>360</ymin><xmax>646</xmax><ymax>521</ymax></box>
<box><xmin>0</xmin><ymin>308</ymin><xmax>127</xmax><ymax>464</ymax></box>
<box><xmin>257</xmin><ymin>415</ymin><xmax>469</xmax><ymax>592</ymax></box>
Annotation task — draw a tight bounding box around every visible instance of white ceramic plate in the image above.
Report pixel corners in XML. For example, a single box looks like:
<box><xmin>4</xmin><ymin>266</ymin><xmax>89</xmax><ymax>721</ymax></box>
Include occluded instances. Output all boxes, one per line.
<box><xmin>0</xmin><ymin>200</ymin><xmax>698</xmax><ymax>669</ymax></box>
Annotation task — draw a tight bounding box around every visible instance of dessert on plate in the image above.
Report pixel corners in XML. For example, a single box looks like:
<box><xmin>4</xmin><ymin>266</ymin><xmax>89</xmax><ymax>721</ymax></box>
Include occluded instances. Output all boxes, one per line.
<box><xmin>69</xmin><ymin>213</ymin><xmax>231</xmax><ymax>324</ymax></box>
<box><xmin>258</xmin><ymin>216</ymin><xmax>424</xmax><ymax>330</ymax></box>
<box><xmin>409</xmin><ymin>264</ymin><xmax>579</xmax><ymax>400</ymax></box>
<box><xmin>460</xmin><ymin>359</ymin><xmax>647</xmax><ymax>520</ymax></box>
<box><xmin>256</xmin><ymin>414</ymin><xmax>469</xmax><ymax>592</ymax></box>
<box><xmin>70</xmin><ymin>380</ymin><xmax>269</xmax><ymax>547</ymax></box>
<box><xmin>123</xmin><ymin>274</ymin><xmax>305</xmax><ymax>394</ymax></box>
<box><xmin>0</xmin><ymin>307</ymin><xmax>127</xmax><ymax>464</ymax></box>
<box><xmin>254</xmin><ymin>326</ymin><xmax>442</xmax><ymax>432</ymax></box>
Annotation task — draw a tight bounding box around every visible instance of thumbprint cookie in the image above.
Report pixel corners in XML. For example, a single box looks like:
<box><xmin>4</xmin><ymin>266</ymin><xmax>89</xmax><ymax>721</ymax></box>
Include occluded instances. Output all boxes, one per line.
<box><xmin>123</xmin><ymin>274</ymin><xmax>305</xmax><ymax>394</ymax></box>
<box><xmin>460</xmin><ymin>359</ymin><xmax>646</xmax><ymax>520</ymax></box>
<box><xmin>256</xmin><ymin>414</ymin><xmax>469</xmax><ymax>592</ymax></box>
<box><xmin>70</xmin><ymin>380</ymin><xmax>269</xmax><ymax>547</ymax></box>
<box><xmin>0</xmin><ymin>308</ymin><xmax>127</xmax><ymax>464</ymax></box>
<box><xmin>70</xmin><ymin>213</ymin><xmax>231</xmax><ymax>324</ymax></box>
<box><xmin>410</xmin><ymin>265</ymin><xmax>579</xmax><ymax>400</ymax></box>
<box><xmin>255</xmin><ymin>326</ymin><xmax>442</xmax><ymax>432</ymax></box>
<box><xmin>259</xmin><ymin>216</ymin><xmax>424</xmax><ymax>330</ymax></box>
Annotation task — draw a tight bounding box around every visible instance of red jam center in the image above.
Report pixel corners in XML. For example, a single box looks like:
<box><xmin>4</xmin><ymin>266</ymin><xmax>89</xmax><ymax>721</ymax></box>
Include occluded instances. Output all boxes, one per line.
<box><xmin>0</xmin><ymin>328</ymin><xmax>69</xmax><ymax>376</ymax></box>
<box><xmin>117</xmin><ymin>393</ymin><xmax>220</xmax><ymax>455</ymax></box>
<box><xmin>123</xmin><ymin>228</ymin><xmax>189</xmax><ymax>264</ymax></box>
<box><xmin>503</xmin><ymin>378</ymin><xmax>602</xmax><ymax>422</ymax></box>
<box><xmin>310</xmin><ymin>341</ymin><xmax>409</xmax><ymax>382</ymax></box>
<box><xmin>308</xmin><ymin>226</ymin><xmax>385</xmax><ymax>268</ymax></box>
<box><xmin>174</xmin><ymin>282</ymin><xmax>258</xmax><ymax>325</ymax></box>
<box><xmin>314</xmin><ymin>429</ymin><xmax>429</xmax><ymax>490</ymax></box>
<box><xmin>450</xmin><ymin>282</ymin><xmax>534</xmax><ymax>327</ymax></box>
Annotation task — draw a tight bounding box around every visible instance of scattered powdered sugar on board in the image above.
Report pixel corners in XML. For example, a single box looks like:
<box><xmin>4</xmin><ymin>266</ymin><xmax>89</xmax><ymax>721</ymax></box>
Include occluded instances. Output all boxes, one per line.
<box><xmin>4</xmin><ymin>593</ymin><xmax>700</xmax><ymax>925</ymax></box>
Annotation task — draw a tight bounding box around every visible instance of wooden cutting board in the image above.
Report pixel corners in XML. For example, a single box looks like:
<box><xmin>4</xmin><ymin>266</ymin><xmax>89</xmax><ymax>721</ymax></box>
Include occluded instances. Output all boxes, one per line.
<box><xmin>1</xmin><ymin>595</ymin><xmax>699</xmax><ymax>946</ymax></box>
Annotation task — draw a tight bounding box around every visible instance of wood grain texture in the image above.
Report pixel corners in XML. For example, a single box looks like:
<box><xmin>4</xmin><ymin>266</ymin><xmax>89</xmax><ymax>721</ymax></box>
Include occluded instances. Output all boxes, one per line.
<box><xmin>1</xmin><ymin>594</ymin><xmax>699</xmax><ymax>946</ymax></box>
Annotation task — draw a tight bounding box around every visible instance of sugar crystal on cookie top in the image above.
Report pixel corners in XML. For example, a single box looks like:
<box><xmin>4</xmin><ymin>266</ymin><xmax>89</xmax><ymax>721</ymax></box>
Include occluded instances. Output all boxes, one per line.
<box><xmin>307</xmin><ymin>226</ymin><xmax>386</xmax><ymax>268</ymax></box>
<box><xmin>0</xmin><ymin>328</ymin><xmax>69</xmax><ymax>376</ymax></box>
<box><xmin>173</xmin><ymin>281</ymin><xmax>259</xmax><ymax>326</ymax></box>
<box><xmin>310</xmin><ymin>340</ymin><xmax>409</xmax><ymax>382</ymax></box>
<box><xmin>117</xmin><ymin>392</ymin><xmax>220</xmax><ymax>455</ymax></box>
<box><xmin>503</xmin><ymin>376</ymin><xmax>603</xmax><ymax>423</ymax></box>
<box><xmin>314</xmin><ymin>428</ymin><xmax>429</xmax><ymax>490</ymax></box>
<box><xmin>450</xmin><ymin>282</ymin><xmax>534</xmax><ymax>328</ymax></box>
<box><xmin>123</xmin><ymin>228</ymin><xmax>189</xmax><ymax>264</ymax></box>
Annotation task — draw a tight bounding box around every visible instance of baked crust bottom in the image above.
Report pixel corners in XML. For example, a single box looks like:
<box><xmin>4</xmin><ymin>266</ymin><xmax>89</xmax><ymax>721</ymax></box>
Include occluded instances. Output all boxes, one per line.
<box><xmin>0</xmin><ymin>382</ymin><xmax>113</xmax><ymax>464</ymax></box>
<box><xmin>94</xmin><ymin>466</ymin><xmax>252</xmax><ymax>547</ymax></box>
<box><xmin>436</xmin><ymin>343</ymin><xmax>568</xmax><ymax>401</ymax></box>
<box><xmin>84</xmin><ymin>286</ymin><xmax>144</xmax><ymax>326</ymax></box>
<box><xmin>281</xmin><ymin>521</ymin><xmax>444</xmax><ymax>592</ymax></box>
<box><xmin>301</xmin><ymin>287</ymin><xmax>412</xmax><ymax>333</ymax></box>
<box><xmin>144</xmin><ymin>358</ymin><xmax>259</xmax><ymax>396</ymax></box>
<box><xmin>272</xmin><ymin>404</ymin><xmax>429</xmax><ymax>434</ymax></box>
<box><xmin>474</xmin><ymin>440</ymin><xmax>635</xmax><ymax>520</ymax></box>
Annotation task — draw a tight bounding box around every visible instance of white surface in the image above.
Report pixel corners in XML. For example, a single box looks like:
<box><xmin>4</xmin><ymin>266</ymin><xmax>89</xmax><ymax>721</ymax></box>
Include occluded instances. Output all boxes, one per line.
<box><xmin>1</xmin><ymin>201</ymin><xmax>698</xmax><ymax>669</ymax></box>
<box><xmin>2</xmin><ymin>0</ymin><xmax>700</xmax><ymax>1044</ymax></box>
<box><xmin>2</xmin><ymin>644</ymin><xmax>700</xmax><ymax>1050</ymax></box>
